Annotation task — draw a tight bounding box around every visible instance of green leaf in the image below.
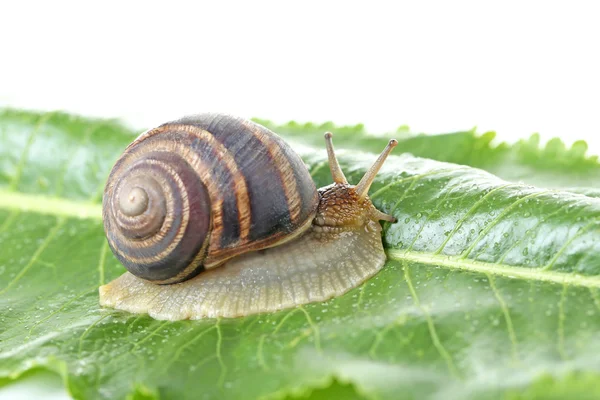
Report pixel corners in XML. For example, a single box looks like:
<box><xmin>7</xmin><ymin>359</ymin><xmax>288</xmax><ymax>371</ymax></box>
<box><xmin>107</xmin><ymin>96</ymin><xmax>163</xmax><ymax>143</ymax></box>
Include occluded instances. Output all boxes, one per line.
<box><xmin>257</xmin><ymin>118</ymin><xmax>600</xmax><ymax>190</ymax></box>
<box><xmin>1</xmin><ymin>109</ymin><xmax>600</xmax><ymax>400</ymax></box>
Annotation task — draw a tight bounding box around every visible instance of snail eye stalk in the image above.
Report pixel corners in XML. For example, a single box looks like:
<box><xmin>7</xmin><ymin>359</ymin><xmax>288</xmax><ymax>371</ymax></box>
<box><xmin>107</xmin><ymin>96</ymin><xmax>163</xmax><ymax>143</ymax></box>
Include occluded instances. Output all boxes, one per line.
<box><xmin>355</xmin><ymin>139</ymin><xmax>398</xmax><ymax>200</ymax></box>
<box><xmin>324</xmin><ymin>132</ymin><xmax>348</xmax><ymax>184</ymax></box>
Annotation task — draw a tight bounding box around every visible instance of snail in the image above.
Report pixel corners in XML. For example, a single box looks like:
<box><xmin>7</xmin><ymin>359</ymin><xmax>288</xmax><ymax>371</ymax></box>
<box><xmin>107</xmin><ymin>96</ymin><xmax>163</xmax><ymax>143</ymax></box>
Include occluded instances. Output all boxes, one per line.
<box><xmin>99</xmin><ymin>113</ymin><xmax>397</xmax><ymax>320</ymax></box>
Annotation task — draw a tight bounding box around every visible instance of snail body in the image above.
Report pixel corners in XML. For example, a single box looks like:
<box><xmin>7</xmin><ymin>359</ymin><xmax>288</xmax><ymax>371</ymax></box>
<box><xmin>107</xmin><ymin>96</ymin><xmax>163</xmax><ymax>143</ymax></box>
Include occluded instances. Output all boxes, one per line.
<box><xmin>99</xmin><ymin>114</ymin><xmax>397</xmax><ymax>320</ymax></box>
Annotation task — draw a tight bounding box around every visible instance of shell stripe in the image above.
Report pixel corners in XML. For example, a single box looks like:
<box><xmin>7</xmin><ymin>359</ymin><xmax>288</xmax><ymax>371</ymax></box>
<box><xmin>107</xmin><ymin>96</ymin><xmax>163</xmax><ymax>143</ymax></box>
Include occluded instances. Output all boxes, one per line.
<box><xmin>242</xmin><ymin>120</ymin><xmax>301</xmax><ymax>224</ymax></box>
<box><xmin>169</xmin><ymin>124</ymin><xmax>252</xmax><ymax>248</ymax></box>
<box><xmin>106</xmin><ymin>138</ymin><xmax>217</xmax><ymax>269</ymax></box>
<box><xmin>145</xmin><ymin>124</ymin><xmax>252</xmax><ymax>249</ymax></box>
<box><xmin>154</xmin><ymin>228</ymin><xmax>210</xmax><ymax>284</ymax></box>
<box><xmin>104</xmin><ymin>114</ymin><xmax>321</xmax><ymax>279</ymax></box>
<box><xmin>107</xmin><ymin>158</ymin><xmax>188</xmax><ymax>263</ymax></box>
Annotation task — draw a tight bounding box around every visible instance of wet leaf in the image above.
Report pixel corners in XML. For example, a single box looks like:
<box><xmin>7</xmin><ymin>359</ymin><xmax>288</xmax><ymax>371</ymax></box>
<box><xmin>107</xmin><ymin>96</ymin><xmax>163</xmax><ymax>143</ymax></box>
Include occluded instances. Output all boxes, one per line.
<box><xmin>1</xmin><ymin>109</ymin><xmax>599</xmax><ymax>399</ymax></box>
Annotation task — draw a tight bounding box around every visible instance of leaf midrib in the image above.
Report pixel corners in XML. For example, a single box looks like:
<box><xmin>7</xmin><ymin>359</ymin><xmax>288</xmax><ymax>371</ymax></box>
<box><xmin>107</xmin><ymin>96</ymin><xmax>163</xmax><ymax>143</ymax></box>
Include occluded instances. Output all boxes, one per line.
<box><xmin>0</xmin><ymin>189</ymin><xmax>102</xmax><ymax>220</ymax></box>
<box><xmin>2</xmin><ymin>188</ymin><xmax>599</xmax><ymax>290</ymax></box>
<box><xmin>387</xmin><ymin>249</ymin><xmax>600</xmax><ymax>289</ymax></box>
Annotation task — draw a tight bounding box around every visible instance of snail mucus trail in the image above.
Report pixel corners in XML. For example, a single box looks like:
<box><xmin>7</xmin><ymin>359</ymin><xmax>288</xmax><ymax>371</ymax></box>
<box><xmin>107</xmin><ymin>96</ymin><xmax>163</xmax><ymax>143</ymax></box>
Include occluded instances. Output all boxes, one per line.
<box><xmin>99</xmin><ymin>113</ymin><xmax>397</xmax><ymax>320</ymax></box>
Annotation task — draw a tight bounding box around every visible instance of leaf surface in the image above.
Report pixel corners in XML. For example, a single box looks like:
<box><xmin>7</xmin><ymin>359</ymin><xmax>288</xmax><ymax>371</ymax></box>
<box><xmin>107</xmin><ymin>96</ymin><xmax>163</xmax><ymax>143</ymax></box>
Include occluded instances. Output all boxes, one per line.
<box><xmin>258</xmin><ymin>118</ymin><xmax>600</xmax><ymax>190</ymax></box>
<box><xmin>1</xmin><ymin>110</ymin><xmax>600</xmax><ymax>400</ymax></box>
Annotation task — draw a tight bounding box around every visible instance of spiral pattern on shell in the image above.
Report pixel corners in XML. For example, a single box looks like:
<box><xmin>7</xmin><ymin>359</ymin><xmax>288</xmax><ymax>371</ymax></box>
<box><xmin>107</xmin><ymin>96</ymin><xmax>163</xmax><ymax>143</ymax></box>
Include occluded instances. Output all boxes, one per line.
<box><xmin>102</xmin><ymin>114</ymin><xmax>319</xmax><ymax>284</ymax></box>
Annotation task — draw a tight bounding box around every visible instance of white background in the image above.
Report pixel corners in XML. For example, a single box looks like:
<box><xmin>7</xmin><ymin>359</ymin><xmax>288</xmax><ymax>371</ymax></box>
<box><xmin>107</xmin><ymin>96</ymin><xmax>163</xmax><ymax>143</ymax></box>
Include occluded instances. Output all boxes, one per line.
<box><xmin>1</xmin><ymin>1</ymin><xmax>599</xmax><ymax>150</ymax></box>
<box><xmin>0</xmin><ymin>1</ymin><xmax>599</xmax><ymax>399</ymax></box>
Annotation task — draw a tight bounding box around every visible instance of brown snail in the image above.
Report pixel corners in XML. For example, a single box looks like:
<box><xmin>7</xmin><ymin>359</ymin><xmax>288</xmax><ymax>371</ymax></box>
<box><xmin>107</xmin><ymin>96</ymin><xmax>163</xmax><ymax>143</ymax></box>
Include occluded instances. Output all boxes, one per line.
<box><xmin>99</xmin><ymin>113</ymin><xmax>397</xmax><ymax>320</ymax></box>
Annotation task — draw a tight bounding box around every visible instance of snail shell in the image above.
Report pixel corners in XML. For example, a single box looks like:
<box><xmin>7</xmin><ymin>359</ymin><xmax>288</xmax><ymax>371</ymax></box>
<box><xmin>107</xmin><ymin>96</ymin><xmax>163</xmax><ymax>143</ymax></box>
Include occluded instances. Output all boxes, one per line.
<box><xmin>102</xmin><ymin>114</ymin><xmax>318</xmax><ymax>284</ymax></box>
<box><xmin>99</xmin><ymin>114</ymin><xmax>397</xmax><ymax>319</ymax></box>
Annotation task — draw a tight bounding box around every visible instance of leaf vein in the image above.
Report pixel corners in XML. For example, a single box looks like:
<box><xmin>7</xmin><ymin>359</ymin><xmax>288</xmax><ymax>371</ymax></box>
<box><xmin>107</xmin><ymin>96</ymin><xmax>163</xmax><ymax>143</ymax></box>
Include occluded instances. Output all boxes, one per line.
<box><xmin>487</xmin><ymin>274</ymin><xmax>519</xmax><ymax>362</ymax></box>
<box><xmin>26</xmin><ymin>286</ymin><xmax>96</xmax><ymax>340</ymax></box>
<box><xmin>496</xmin><ymin>198</ymin><xmax>588</xmax><ymax>264</ymax></box>
<box><xmin>164</xmin><ymin>326</ymin><xmax>216</xmax><ymax>373</ymax></box>
<box><xmin>98</xmin><ymin>240</ymin><xmax>109</xmax><ymax>286</ymax></box>
<box><xmin>434</xmin><ymin>184</ymin><xmax>514</xmax><ymax>255</ymax></box>
<box><xmin>299</xmin><ymin>305</ymin><xmax>322</xmax><ymax>353</ymax></box>
<box><xmin>0</xmin><ymin>209</ymin><xmax>20</xmax><ymax>234</ymax></box>
<box><xmin>542</xmin><ymin>219</ymin><xmax>599</xmax><ymax>271</ymax></box>
<box><xmin>0</xmin><ymin>217</ymin><xmax>66</xmax><ymax>295</ymax></box>
<box><xmin>461</xmin><ymin>190</ymin><xmax>553</xmax><ymax>259</ymax></box>
<box><xmin>370</xmin><ymin>168</ymin><xmax>463</xmax><ymax>200</ymax></box>
<box><xmin>77</xmin><ymin>313</ymin><xmax>112</xmax><ymax>357</ymax></box>
<box><xmin>257</xmin><ymin>334</ymin><xmax>269</xmax><ymax>371</ymax></box>
<box><xmin>215</xmin><ymin>317</ymin><xmax>227</xmax><ymax>388</ymax></box>
<box><xmin>405</xmin><ymin>182</ymin><xmax>466</xmax><ymax>253</ymax></box>
<box><xmin>55</xmin><ymin>124</ymin><xmax>96</xmax><ymax>196</ymax></box>
<box><xmin>8</xmin><ymin>113</ymin><xmax>52</xmax><ymax>191</ymax></box>
<box><xmin>403</xmin><ymin>261</ymin><xmax>459</xmax><ymax>378</ymax></box>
